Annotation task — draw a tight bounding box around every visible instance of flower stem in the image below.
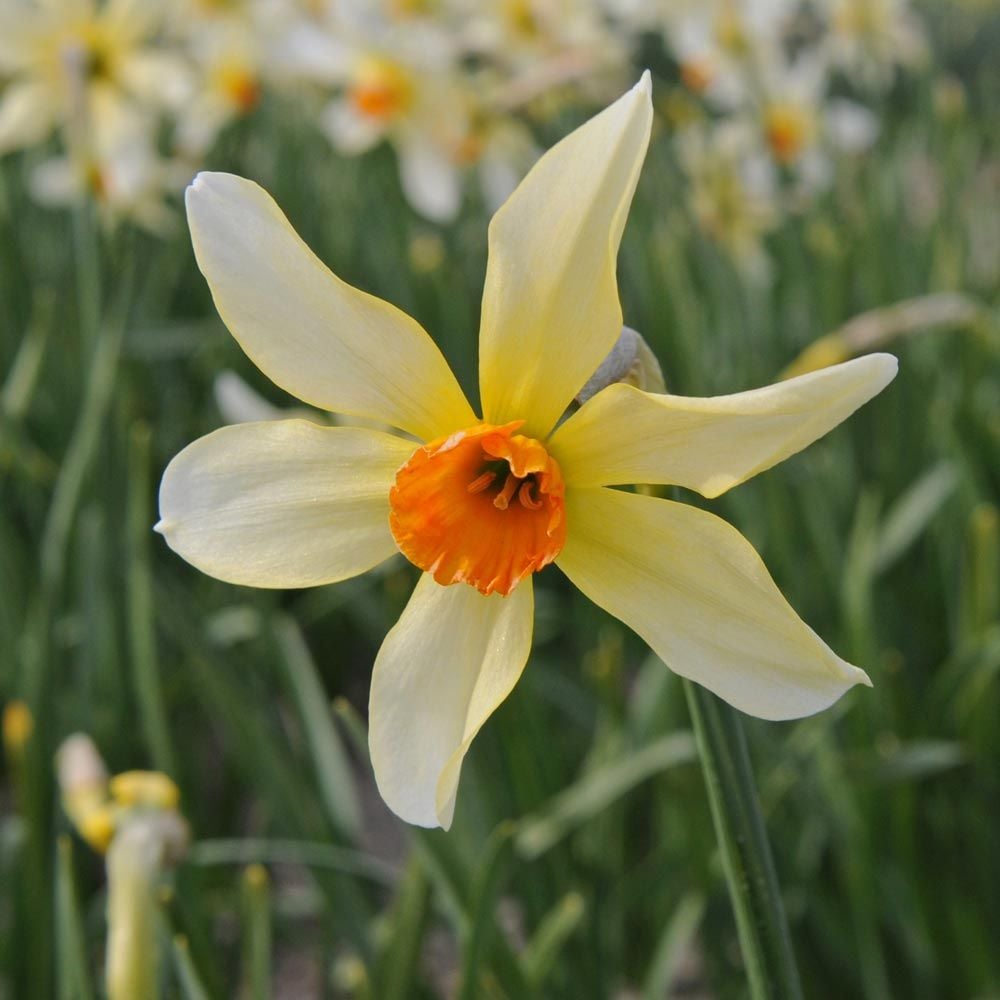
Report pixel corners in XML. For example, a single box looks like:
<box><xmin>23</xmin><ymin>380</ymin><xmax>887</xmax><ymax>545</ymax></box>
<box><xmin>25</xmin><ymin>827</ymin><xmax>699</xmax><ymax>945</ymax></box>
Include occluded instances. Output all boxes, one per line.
<box><xmin>683</xmin><ymin>680</ymin><xmax>803</xmax><ymax>1000</ymax></box>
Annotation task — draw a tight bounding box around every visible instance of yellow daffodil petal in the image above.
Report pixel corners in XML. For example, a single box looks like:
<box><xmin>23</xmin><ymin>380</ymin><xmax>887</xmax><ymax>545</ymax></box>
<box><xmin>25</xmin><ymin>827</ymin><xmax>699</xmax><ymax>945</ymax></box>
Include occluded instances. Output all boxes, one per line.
<box><xmin>369</xmin><ymin>573</ymin><xmax>534</xmax><ymax>829</ymax></box>
<box><xmin>478</xmin><ymin>73</ymin><xmax>653</xmax><ymax>440</ymax></box>
<box><xmin>557</xmin><ymin>488</ymin><xmax>871</xmax><ymax>720</ymax></box>
<box><xmin>186</xmin><ymin>172</ymin><xmax>475</xmax><ymax>440</ymax></box>
<box><xmin>551</xmin><ymin>354</ymin><xmax>898</xmax><ymax>495</ymax></box>
<box><xmin>156</xmin><ymin>420</ymin><xmax>415</xmax><ymax>588</ymax></box>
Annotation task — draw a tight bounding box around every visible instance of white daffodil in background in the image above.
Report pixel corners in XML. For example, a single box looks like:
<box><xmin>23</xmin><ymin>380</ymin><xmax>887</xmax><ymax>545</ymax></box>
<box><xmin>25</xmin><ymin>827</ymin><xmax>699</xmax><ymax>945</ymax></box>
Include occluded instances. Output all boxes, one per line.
<box><xmin>321</xmin><ymin>48</ymin><xmax>471</xmax><ymax>222</ymax></box>
<box><xmin>676</xmin><ymin>119</ymin><xmax>780</xmax><ymax>279</ymax></box>
<box><xmin>820</xmin><ymin>0</ymin><xmax>927</xmax><ymax>90</ymax></box>
<box><xmin>743</xmin><ymin>53</ymin><xmax>879</xmax><ymax>198</ymax></box>
<box><xmin>172</xmin><ymin>22</ymin><xmax>264</xmax><ymax>158</ymax></box>
<box><xmin>29</xmin><ymin>120</ymin><xmax>192</xmax><ymax>233</ymax></box>
<box><xmin>661</xmin><ymin>0</ymin><xmax>794</xmax><ymax>110</ymax></box>
<box><xmin>0</xmin><ymin>0</ymin><xmax>189</xmax><ymax>158</ymax></box>
<box><xmin>157</xmin><ymin>74</ymin><xmax>897</xmax><ymax>829</ymax></box>
<box><xmin>279</xmin><ymin>1</ymin><xmax>474</xmax><ymax>223</ymax></box>
<box><xmin>456</xmin><ymin>0</ymin><xmax>629</xmax><ymax>86</ymax></box>
<box><xmin>165</xmin><ymin>0</ymin><xmax>293</xmax><ymax>159</ymax></box>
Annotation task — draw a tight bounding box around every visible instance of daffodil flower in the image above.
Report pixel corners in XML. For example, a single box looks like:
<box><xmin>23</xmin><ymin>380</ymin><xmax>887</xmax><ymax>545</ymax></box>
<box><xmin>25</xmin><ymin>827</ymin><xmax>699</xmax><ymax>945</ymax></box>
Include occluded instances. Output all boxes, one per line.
<box><xmin>157</xmin><ymin>74</ymin><xmax>897</xmax><ymax>829</ymax></box>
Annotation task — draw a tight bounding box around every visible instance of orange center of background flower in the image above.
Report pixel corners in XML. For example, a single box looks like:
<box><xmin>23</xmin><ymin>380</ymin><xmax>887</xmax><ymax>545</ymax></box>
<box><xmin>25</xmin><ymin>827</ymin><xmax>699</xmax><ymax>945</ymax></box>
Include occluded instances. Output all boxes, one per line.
<box><xmin>680</xmin><ymin>59</ymin><xmax>715</xmax><ymax>94</ymax></box>
<box><xmin>764</xmin><ymin>105</ymin><xmax>810</xmax><ymax>164</ymax></box>
<box><xmin>389</xmin><ymin>421</ymin><xmax>566</xmax><ymax>597</ymax></box>
<box><xmin>350</xmin><ymin>58</ymin><xmax>413</xmax><ymax>120</ymax></box>
<box><xmin>217</xmin><ymin>64</ymin><xmax>261</xmax><ymax>113</ymax></box>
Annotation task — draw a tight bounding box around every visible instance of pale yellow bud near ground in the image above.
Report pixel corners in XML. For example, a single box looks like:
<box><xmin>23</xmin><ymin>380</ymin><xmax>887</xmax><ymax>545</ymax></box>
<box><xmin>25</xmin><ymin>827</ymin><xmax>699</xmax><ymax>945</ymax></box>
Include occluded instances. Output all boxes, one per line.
<box><xmin>110</xmin><ymin>770</ymin><xmax>181</xmax><ymax>810</ymax></box>
<box><xmin>57</xmin><ymin>734</ymin><xmax>116</xmax><ymax>852</ymax></box>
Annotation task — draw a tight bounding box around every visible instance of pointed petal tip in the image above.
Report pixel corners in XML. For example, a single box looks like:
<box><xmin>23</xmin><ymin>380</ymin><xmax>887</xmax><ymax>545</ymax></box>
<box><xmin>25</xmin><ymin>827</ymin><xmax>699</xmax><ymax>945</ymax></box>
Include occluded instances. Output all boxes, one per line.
<box><xmin>636</xmin><ymin>69</ymin><xmax>652</xmax><ymax>96</ymax></box>
<box><xmin>152</xmin><ymin>518</ymin><xmax>167</xmax><ymax>536</ymax></box>
<box><xmin>873</xmin><ymin>351</ymin><xmax>899</xmax><ymax>381</ymax></box>
<box><xmin>852</xmin><ymin>351</ymin><xmax>899</xmax><ymax>397</ymax></box>
<box><xmin>837</xmin><ymin>656</ymin><xmax>873</xmax><ymax>689</ymax></box>
<box><xmin>185</xmin><ymin>170</ymin><xmax>238</xmax><ymax>205</ymax></box>
<box><xmin>185</xmin><ymin>170</ymin><xmax>209</xmax><ymax>200</ymax></box>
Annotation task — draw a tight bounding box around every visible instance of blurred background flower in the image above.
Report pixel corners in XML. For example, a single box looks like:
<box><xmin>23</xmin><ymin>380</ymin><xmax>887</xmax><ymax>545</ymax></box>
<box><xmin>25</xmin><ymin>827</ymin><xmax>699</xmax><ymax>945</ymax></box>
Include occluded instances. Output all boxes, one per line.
<box><xmin>0</xmin><ymin>0</ymin><xmax>941</xmax><ymax>246</ymax></box>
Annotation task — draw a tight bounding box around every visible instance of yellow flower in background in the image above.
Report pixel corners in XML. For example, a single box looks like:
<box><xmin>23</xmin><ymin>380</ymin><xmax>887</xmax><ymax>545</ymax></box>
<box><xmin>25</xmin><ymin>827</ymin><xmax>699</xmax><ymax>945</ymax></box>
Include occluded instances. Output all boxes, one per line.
<box><xmin>157</xmin><ymin>74</ymin><xmax>897</xmax><ymax>829</ymax></box>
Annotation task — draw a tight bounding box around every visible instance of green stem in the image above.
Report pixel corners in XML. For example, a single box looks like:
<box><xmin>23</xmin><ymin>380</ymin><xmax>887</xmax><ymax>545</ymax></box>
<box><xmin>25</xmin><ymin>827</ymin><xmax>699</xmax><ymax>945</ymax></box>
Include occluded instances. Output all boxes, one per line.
<box><xmin>241</xmin><ymin>865</ymin><xmax>272</xmax><ymax>1000</ymax></box>
<box><xmin>73</xmin><ymin>197</ymin><xmax>101</xmax><ymax>356</ymax></box>
<box><xmin>683</xmin><ymin>681</ymin><xmax>803</xmax><ymax>1000</ymax></box>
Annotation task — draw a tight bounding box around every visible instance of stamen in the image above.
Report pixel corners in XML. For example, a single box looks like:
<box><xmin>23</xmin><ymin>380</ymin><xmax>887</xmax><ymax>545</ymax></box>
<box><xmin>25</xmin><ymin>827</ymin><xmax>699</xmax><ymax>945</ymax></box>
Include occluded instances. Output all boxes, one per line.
<box><xmin>466</xmin><ymin>471</ymin><xmax>497</xmax><ymax>495</ymax></box>
<box><xmin>493</xmin><ymin>473</ymin><xmax>519</xmax><ymax>510</ymax></box>
<box><xmin>518</xmin><ymin>481</ymin><xmax>542</xmax><ymax>510</ymax></box>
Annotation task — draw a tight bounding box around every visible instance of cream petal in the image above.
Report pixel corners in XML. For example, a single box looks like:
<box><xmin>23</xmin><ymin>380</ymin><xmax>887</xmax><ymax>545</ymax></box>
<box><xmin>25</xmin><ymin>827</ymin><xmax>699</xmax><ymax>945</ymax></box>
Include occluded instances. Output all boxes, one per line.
<box><xmin>369</xmin><ymin>574</ymin><xmax>534</xmax><ymax>828</ymax></box>
<box><xmin>551</xmin><ymin>354</ymin><xmax>898</xmax><ymax>496</ymax></box>
<box><xmin>478</xmin><ymin>73</ymin><xmax>653</xmax><ymax>440</ymax></box>
<box><xmin>186</xmin><ymin>172</ymin><xmax>475</xmax><ymax>440</ymax></box>
<box><xmin>320</xmin><ymin>98</ymin><xmax>385</xmax><ymax>155</ymax></box>
<box><xmin>156</xmin><ymin>420</ymin><xmax>415</xmax><ymax>588</ymax></box>
<box><xmin>0</xmin><ymin>81</ymin><xmax>55</xmax><ymax>155</ymax></box>
<box><xmin>557</xmin><ymin>488</ymin><xmax>871</xmax><ymax>720</ymax></box>
<box><xmin>398</xmin><ymin>135</ymin><xmax>462</xmax><ymax>223</ymax></box>
<box><xmin>29</xmin><ymin>157</ymin><xmax>78</xmax><ymax>205</ymax></box>
<box><xmin>118</xmin><ymin>52</ymin><xmax>195</xmax><ymax>110</ymax></box>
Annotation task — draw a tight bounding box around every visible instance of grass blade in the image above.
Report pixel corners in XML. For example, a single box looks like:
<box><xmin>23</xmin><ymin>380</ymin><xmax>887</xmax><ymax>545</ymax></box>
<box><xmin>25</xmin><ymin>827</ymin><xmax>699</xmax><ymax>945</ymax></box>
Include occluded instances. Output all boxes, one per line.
<box><xmin>515</xmin><ymin>732</ymin><xmax>696</xmax><ymax>860</ymax></box>
<box><xmin>241</xmin><ymin>864</ymin><xmax>272</xmax><ymax>1000</ymax></box>
<box><xmin>272</xmin><ymin>614</ymin><xmax>363</xmax><ymax>840</ymax></box>
<box><xmin>127</xmin><ymin>421</ymin><xmax>176</xmax><ymax>774</ymax></box>
<box><xmin>55</xmin><ymin>836</ymin><xmax>95</xmax><ymax>1000</ymax></box>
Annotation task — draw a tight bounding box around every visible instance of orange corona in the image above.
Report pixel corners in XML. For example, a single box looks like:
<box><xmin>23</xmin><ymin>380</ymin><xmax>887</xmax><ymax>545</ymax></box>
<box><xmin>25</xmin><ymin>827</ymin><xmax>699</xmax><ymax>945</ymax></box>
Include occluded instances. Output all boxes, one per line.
<box><xmin>389</xmin><ymin>421</ymin><xmax>566</xmax><ymax>597</ymax></box>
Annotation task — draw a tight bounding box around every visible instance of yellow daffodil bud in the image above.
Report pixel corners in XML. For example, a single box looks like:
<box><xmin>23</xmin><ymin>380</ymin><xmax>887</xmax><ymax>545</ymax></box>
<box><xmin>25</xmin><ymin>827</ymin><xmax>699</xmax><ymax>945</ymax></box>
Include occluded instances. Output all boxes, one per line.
<box><xmin>57</xmin><ymin>734</ymin><xmax>115</xmax><ymax>851</ymax></box>
<box><xmin>2</xmin><ymin>700</ymin><xmax>34</xmax><ymax>756</ymax></box>
<box><xmin>110</xmin><ymin>770</ymin><xmax>181</xmax><ymax>811</ymax></box>
<box><xmin>78</xmin><ymin>805</ymin><xmax>118</xmax><ymax>854</ymax></box>
<box><xmin>575</xmin><ymin>326</ymin><xmax>666</xmax><ymax>406</ymax></box>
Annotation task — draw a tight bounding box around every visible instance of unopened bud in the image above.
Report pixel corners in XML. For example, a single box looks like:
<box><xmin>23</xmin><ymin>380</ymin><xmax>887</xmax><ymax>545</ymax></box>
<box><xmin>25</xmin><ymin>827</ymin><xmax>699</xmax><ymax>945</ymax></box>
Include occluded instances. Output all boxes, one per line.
<box><xmin>57</xmin><ymin>734</ymin><xmax>115</xmax><ymax>851</ymax></box>
<box><xmin>575</xmin><ymin>326</ymin><xmax>666</xmax><ymax>407</ymax></box>
<box><xmin>111</xmin><ymin>770</ymin><xmax>181</xmax><ymax>811</ymax></box>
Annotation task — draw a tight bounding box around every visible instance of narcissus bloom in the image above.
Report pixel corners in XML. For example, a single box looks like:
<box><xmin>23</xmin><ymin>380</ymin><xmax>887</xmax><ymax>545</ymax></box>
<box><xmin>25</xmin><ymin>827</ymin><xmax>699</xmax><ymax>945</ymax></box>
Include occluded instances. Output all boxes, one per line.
<box><xmin>157</xmin><ymin>74</ymin><xmax>897</xmax><ymax>828</ymax></box>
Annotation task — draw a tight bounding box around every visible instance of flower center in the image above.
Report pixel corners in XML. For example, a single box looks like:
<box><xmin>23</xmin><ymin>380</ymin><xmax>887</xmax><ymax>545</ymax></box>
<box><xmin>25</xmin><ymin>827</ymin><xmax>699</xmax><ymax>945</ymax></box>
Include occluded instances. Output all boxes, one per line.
<box><xmin>764</xmin><ymin>104</ymin><xmax>812</xmax><ymax>165</ymax></box>
<box><xmin>680</xmin><ymin>58</ymin><xmax>715</xmax><ymax>95</ymax></box>
<box><xmin>215</xmin><ymin>62</ymin><xmax>261</xmax><ymax>113</ymax></box>
<box><xmin>350</xmin><ymin>57</ymin><xmax>413</xmax><ymax>120</ymax></box>
<box><xmin>389</xmin><ymin>421</ymin><xmax>566</xmax><ymax>597</ymax></box>
<box><xmin>59</xmin><ymin>26</ymin><xmax>116</xmax><ymax>86</ymax></box>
